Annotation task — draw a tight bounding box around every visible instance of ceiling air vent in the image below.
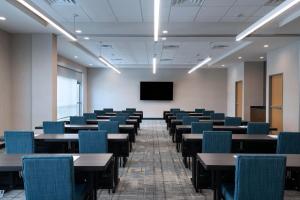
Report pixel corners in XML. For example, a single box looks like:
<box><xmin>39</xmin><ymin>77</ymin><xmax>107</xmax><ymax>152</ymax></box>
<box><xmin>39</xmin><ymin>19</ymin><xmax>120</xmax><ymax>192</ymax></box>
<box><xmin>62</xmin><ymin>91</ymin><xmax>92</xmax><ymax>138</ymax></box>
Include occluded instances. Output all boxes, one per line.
<box><xmin>264</xmin><ymin>0</ymin><xmax>285</xmax><ymax>6</ymax></box>
<box><xmin>45</xmin><ymin>0</ymin><xmax>76</xmax><ymax>6</ymax></box>
<box><xmin>171</xmin><ymin>0</ymin><xmax>204</xmax><ymax>7</ymax></box>
<box><xmin>160</xmin><ymin>58</ymin><xmax>174</xmax><ymax>62</ymax></box>
<box><xmin>163</xmin><ymin>45</ymin><xmax>180</xmax><ymax>49</ymax></box>
<box><xmin>101</xmin><ymin>44</ymin><xmax>113</xmax><ymax>48</ymax></box>
<box><xmin>111</xmin><ymin>58</ymin><xmax>123</xmax><ymax>61</ymax></box>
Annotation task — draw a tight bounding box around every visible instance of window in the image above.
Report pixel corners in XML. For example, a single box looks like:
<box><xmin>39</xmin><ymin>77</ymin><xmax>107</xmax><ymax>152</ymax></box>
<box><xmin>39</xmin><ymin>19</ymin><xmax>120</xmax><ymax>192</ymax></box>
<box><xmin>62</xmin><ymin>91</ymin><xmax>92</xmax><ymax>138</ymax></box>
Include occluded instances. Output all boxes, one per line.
<box><xmin>57</xmin><ymin>66</ymin><xmax>82</xmax><ymax>120</ymax></box>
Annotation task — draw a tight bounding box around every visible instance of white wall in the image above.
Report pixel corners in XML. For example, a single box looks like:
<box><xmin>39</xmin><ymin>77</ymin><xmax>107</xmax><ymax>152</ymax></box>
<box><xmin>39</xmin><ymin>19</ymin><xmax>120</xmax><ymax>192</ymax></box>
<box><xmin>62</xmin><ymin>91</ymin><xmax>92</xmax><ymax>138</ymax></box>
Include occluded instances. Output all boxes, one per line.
<box><xmin>227</xmin><ymin>63</ymin><xmax>244</xmax><ymax>117</ymax></box>
<box><xmin>88</xmin><ymin>68</ymin><xmax>228</xmax><ymax>118</ymax></box>
<box><xmin>0</xmin><ymin>30</ymin><xmax>12</xmax><ymax>135</ymax></box>
<box><xmin>266</xmin><ymin>41</ymin><xmax>300</xmax><ymax>131</ymax></box>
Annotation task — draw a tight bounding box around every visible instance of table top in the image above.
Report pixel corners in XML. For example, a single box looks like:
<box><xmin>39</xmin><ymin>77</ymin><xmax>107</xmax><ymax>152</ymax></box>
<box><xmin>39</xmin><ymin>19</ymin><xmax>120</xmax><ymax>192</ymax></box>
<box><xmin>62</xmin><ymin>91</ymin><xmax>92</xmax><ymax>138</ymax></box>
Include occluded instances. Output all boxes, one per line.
<box><xmin>176</xmin><ymin>125</ymin><xmax>277</xmax><ymax>131</ymax></box>
<box><xmin>86</xmin><ymin>119</ymin><xmax>138</xmax><ymax>123</ymax></box>
<box><xmin>197</xmin><ymin>153</ymin><xmax>300</xmax><ymax>170</ymax></box>
<box><xmin>0</xmin><ymin>153</ymin><xmax>113</xmax><ymax>172</ymax></box>
<box><xmin>64</xmin><ymin>124</ymin><xmax>134</xmax><ymax>129</ymax></box>
<box><xmin>183</xmin><ymin>134</ymin><xmax>278</xmax><ymax>141</ymax></box>
<box><xmin>35</xmin><ymin>133</ymin><xmax>128</xmax><ymax>141</ymax></box>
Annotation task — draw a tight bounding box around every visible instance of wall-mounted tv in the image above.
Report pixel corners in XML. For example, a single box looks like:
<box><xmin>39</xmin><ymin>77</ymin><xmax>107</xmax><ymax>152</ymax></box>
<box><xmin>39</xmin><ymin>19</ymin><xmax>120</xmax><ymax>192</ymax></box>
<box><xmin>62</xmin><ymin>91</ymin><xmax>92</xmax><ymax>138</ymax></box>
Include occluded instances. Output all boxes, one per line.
<box><xmin>140</xmin><ymin>82</ymin><xmax>173</xmax><ymax>101</ymax></box>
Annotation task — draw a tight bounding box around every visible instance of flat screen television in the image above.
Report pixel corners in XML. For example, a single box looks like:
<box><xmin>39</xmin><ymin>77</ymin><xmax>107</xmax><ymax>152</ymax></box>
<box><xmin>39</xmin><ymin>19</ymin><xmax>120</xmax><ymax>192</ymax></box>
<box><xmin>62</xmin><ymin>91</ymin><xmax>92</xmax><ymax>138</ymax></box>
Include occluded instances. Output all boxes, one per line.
<box><xmin>140</xmin><ymin>82</ymin><xmax>173</xmax><ymax>101</ymax></box>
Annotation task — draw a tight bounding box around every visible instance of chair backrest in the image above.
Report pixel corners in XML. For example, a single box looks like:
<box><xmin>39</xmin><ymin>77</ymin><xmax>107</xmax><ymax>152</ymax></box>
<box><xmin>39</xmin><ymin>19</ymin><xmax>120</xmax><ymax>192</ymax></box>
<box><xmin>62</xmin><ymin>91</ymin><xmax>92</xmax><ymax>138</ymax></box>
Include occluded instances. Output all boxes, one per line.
<box><xmin>78</xmin><ymin>130</ymin><xmax>108</xmax><ymax>153</ymax></box>
<box><xmin>176</xmin><ymin>112</ymin><xmax>188</xmax><ymax>120</ymax></box>
<box><xmin>170</xmin><ymin>108</ymin><xmax>180</xmax><ymax>114</ymax></box>
<box><xmin>22</xmin><ymin>156</ymin><xmax>75</xmax><ymax>200</ymax></box>
<box><xmin>43</xmin><ymin>121</ymin><xmax>65</xmax><ymax>134</ymax></box>
<box><xmin>202</xmin><ymin>131</ymin><xmax>232</xmax><ymax>153</ymax></box>
<box><xmin>110</xmin><ymin>116</ymin><xmax>127</xmax><ymax>124</ymax></box>
<box><xmin>116</xmin><ymin>112</ymin><xmax>130</xmax><ymax>119</ymax></box>
<box><xmin>277</xmin><ymin>132</ymin><xmax>300</xmax><ymax>154</ymax></box>
<box><xmin>234</xmin><ymin>155</ymin><xmax>286</xmax><ymax>200</ymax></box>
<box><xmin>225</xmin><ymin>117</ymin><xmax>242</xmax><ymax>126</ymax></box>
<box><xmin>182</xmin><ymin>116</ymin><xmax>199</xmax><ymax>125</ymax></box>
<box><xmin>126</xmin><ymin>108</ymin><xmax>136</xmax><ymax>112</ymax></box>
<box><xmin>94</xmin><ymin>110</ymin><xmax>105</xmax><ymax>116</ymax></box>
<box><xmin>191</xmin><ymin>122</ymin><xmax>213</xmax><ymax>134</ymax></box>
<box><xmin>247</xmin><ymin>122</ymin><xmax>270</xmax><ymax>134</ymax></box>
<box><xmin>70</xmin><ymin>116</ymin><xmax>86</xmax><ymax>125</ymax></box>
<box><xmin>203</xmin><ymin>110</ymin><xmax>214</xmax><ymax>117</ymax></box>
<box><xmin>103</xmin><ymin>108</ymin><xmax>113</xmax><ymax>112</ymax></box>
<box><xmin>98</xmin><ymin>121</ymin><xmax>119</xmax><ymax>133</ymax></box>
<box><xmin>211</xmin><ymin>113</ymin><xmax>225</xmax><ymax>120</ymax></box>
<box><xmin>83</xmin><ymin>113</ymin><xmax>97</xmax><ymax>120</ymax></box>
<box><xmin>195</xmin><ymin>108</ymin><xmax>205</xmax><ymax>113</ymax></box>
<box><xmin>4</xmin><ymin>131</ymin><xmax>34</xmax><ymax>154</ymax></box>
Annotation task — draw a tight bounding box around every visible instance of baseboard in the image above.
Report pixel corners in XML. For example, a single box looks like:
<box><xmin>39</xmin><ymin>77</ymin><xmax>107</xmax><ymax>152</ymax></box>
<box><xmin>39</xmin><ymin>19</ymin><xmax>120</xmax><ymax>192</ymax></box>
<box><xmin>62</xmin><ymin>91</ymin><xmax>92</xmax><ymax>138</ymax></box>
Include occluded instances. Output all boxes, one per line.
<box><xmin>143</xmin><ymin>118</ymin><xmax>164</xmax><ymax>120</ymax></box>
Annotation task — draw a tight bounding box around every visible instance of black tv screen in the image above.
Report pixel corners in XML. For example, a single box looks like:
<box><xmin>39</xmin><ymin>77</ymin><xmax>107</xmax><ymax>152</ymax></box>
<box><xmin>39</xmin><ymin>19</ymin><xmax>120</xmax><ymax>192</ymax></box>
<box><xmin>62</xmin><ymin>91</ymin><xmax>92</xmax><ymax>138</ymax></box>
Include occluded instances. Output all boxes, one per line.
<box><xmin>140</xmin><ymin>82</ymin><xmax>173</xmax><ymax>101</ymax></box>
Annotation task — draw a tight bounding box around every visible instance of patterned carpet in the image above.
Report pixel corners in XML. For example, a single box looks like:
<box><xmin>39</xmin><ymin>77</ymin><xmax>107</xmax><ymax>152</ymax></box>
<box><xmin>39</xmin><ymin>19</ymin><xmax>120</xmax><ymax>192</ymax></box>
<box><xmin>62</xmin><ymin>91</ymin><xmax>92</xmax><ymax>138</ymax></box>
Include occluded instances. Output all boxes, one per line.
<box><xmin>1</xmin><ymin>120</ymin><xmax>300</xmax><ymax>199</ymax></box>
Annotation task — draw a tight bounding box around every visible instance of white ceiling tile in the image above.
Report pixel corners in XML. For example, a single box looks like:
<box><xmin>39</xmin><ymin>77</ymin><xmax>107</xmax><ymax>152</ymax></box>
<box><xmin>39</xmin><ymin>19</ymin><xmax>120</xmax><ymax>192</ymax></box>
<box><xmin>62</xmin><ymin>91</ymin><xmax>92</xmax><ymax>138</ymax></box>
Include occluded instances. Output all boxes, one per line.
<box><xmin>196</xmin><ymin>16</ymin><xmax>222</xmax><ymax>22</ymax></box>
<box><xmin>221</xmin><ymin>16</ymin><xmax>248</xmax><ymax>22</ymax></box>
<box><xmin>235</xmin><ymin>0</ymin><xmax>269</xmax><ymax>6</ymax></box>
<box><xmin>197</xmin><ymin>6</ymin><xmax>231</xmax><ymax>17</ymax></box>
<box><xmin>79</xmin><ymin>0</ymin><xmax>116</xmax><ymax>22</ymax></box>
<box><xmin>109</xmin><ymin>0</ymin><xmax>142</xmax><ymax>22</ymax></box>
<box><xmin>226</xmin><ymin>6</ymin><xmax>260</xmax><ymax>17</ymax></box>
<box><xmin>253</xmin><ymin>6</ymin><xmax>274</xmax><ymax>17</ymax></box>
<box><xmin>50</xmin><ymin>4</ymin><xmax>91</xmax><ymax>22</ymax></box>
<box><xmin>169</xmin><ymin>7</ymin><xmax>199</xmax><ymax>22</ymax></box>
<box><xmin>202</xmin><ymin>0</ymin><xmax>236</xmax><ymax>7</ymax></box>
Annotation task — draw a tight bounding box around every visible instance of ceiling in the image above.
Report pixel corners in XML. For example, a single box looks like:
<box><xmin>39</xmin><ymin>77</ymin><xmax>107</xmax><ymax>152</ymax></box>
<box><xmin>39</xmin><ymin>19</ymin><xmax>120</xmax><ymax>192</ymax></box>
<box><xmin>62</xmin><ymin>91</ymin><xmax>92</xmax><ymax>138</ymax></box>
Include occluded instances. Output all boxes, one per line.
<box><xmin>0</xmin><ymin>0</ymin><xmax>300</xmax><ymax>71</ymax></box>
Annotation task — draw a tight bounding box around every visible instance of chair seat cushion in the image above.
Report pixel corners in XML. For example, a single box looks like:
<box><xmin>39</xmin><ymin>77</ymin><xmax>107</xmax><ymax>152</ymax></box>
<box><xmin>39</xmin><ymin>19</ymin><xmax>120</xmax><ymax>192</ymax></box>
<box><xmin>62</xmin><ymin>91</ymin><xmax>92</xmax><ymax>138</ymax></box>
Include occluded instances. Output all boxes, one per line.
<box><xmin>75</xmin><ymin>184</ymin><xmax>88</xmax><ymax>200</ymax></box>
<box><xmin>221</xmin><ymin>184</ymin><xmax>234</xmax><ymax>200</ymax></box>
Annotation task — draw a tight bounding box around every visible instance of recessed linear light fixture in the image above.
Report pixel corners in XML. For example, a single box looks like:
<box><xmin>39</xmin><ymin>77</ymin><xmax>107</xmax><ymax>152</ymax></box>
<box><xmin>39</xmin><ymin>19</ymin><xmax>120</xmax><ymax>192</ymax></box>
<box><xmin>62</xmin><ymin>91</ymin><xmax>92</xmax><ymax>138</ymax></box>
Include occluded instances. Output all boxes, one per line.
<box><xmin>0</xmin><ymin>16</ymin><xmax>6</xmax><ymax>21</ymax></box>
<box><xmin>154</xmin><ymin>0</ymin><xmax>160</xmax><ymax>42</ymax></box>
<box><xmin>16</xmin><ymin>0</ymin><xmax>77</xmax><ymax>41</ymax></box>
<box><xmin>153</xmin><ymin>57</ymin><xmax>157</xmax><ymax>74</ymax></box>
<box><xmin>188</xmin><ymin>57</ymin><xmax>212</xmax><ymax>74</ymax></box>
<box><xmin>236</xmin><ymin>0</ymin><xmax>300</xmax><ymax>41</ymax></box>
<box><xmin>99</xmin><ymin>57</ymin><xmax>121</xmax><ymax>74</ymax></box>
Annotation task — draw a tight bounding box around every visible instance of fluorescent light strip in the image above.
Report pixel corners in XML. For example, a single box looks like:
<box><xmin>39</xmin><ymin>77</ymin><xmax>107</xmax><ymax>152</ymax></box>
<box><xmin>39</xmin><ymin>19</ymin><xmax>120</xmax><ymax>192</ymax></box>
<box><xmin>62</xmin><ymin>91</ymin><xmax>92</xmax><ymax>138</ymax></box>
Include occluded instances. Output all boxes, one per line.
<box><xmin>153</xmin><ymin>57</ymin><xmax>157</xmax><ymax>74</ymax></box>
<box><xmin>16</xmin><ymin>0</ymin><xmax>77</xmax><ymax>41</ymax></box>
<box><xmin>154</xmin><ymin>0</ymin><xmax>160</xmax><ymax>42</ymax></box>
<box><xmin>188</xmin><ymin>57</ymin><xmax>212</xmax><ymax>74</ymax></box>
<box><xmin>236</xmin><ymin>0</ymin><xmax>300</xmax><ymax>41</ymax></box>
<box><xmin>99</xmin><ymin>57</ymin><xmax>121</xmax><ymax>74</ymax></box>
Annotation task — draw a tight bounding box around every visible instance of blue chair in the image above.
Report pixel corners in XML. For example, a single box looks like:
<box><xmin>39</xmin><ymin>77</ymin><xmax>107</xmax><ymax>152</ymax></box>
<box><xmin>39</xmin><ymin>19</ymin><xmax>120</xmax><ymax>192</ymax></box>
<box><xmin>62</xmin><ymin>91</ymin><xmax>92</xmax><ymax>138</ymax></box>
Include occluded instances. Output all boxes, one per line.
<box><xmin>202</xmin><ymin>131</ymin><xmax>232</xmax><ymax>153</ymax></box>
<box><xmin>225</xmin><ymin>117</ymin><xmax>242</xmax><ymax>126</ymax></box>
<box><xmin>247</xmin><ymin>122</ymin><xmax>270</xmax><ymax>134</ymax></box>
<box><xmin>98</xmin><ymin>121</ymin><xmax>119</xmax><ymax>133</ymax></box>
<box><xmin>94</xmin><ymin>110</ymin><xmax>105</xmax><ymax>116</ymax></box>
<box><xmin>83</xmin><ymin>113</ymin><xmax>97</xmax><ymax>120</ymax></box>
<box><xmin>191</xmin><ymin>122</ymin><xmax>213</xmax><ymax>134</ymax></box>
<box><xmin>182</xmin><ymin>116</ymin><xmax>198</xmax><ymax>125</ymax></box>
<box><xmin>176</xmin><ymin>112</ymin><xmax>188</xmax><ymax>120</ymax></box>
<box><xmin>277</xmin><ymin>132</ymin><xmax>300</xmax><ymax>154</ymax></box>
<box><xmin>126</xmin><ymin>108</ymin><xmax>136</xmax><ymax>112</ymax></box>
<box><xmin>203</xmin><ymin>110</ymin><xmax>214</xmax><ymax>117</ymax></box>
<box><xmin>103</xmin><ymin>108</ymin><xmax>113</xmax><ymax>112</ymax></box>
<box><xmin>222</xmin><ymin>155</ymin><xmax>286</xmax><ymax>200</ymax></box>
<box><xmin>79</xmin><ymin>130</ymin><xmax>108</xmax><ymax>153</ymax></box>
<box><xmin>4</xmin><ymin>131</ymin><xmax>34</xmax><ymax>154</ymax></box>
<box><xmin>116</xmin><ymin>112</ymin><xmax>130</xmax><ymax>119</ymax></box>
<box><xmin>195</xmin><ymin>108</ymin><xmax>205</xmax><ymax>113</ymax></box>
<box><xmin>43</xmin><ymin>121</ymin><xmax>65</xmax><ymax>134</ymax></box>
<box><xmin>170</xmin><ymin>108</ymin><xmax>180</xmax><ymax>114</ymax></box>
<box><xmin>211</xmin><ymin>113</ymin><xmax>225</xmax><ymax>120</ymax></box>
<box><xmin>22</xmin><ymin>155</ymin><xmax>88</xmax><ymax>200</ymax></box>
<box><xmin>70</xmin><ymin>116</ymin><xmax>86</xmax><ymax>125</ymax></box>
<box><xmin>110</xmin><ymin>116</ymin><xmax>127</xmax><ymax>124</ymax></box>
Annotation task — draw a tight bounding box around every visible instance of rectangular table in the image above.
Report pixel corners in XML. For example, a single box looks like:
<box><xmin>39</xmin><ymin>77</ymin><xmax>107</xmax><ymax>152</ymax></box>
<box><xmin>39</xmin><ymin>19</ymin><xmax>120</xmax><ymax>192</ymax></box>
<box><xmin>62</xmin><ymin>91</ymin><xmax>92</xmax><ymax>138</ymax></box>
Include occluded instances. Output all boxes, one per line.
<box><xmin>166</xmin><ymin>114</ymin><xmax>206</xmax><ymax>129</ymax></box>
<box><xmin>0</xmin><ymin>154</ymin><xmax>114</xmax><ymax>200</ymax></box>
<box><xmin>86</xmin><ymin>118</ymin><xmax>139</xmax><ymax>131</ymax></box>
<box><xmin>175</xmin><ymin>125</ymin><xmax>277</xmax><ymax>152</ymax></box>
<box><xmin>197</xmin><ymin>153</ymin><xmax>300</xmax><ymax>200</ymax></box>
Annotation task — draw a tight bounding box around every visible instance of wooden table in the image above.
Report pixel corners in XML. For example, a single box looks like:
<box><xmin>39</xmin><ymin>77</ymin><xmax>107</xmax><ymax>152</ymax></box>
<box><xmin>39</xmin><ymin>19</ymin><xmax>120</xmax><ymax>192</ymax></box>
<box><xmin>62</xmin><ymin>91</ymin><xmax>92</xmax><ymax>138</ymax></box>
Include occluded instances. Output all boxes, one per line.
<box><xmin>36</xmin><ymin>124</ymin><xmax>136</xmax><ymax>148</ymax></box>
<box><xmin>183</xmin><ymin>134</ymin><xmax>278</xmax><ymax>190</ymax></box>
<box><xmin>197</xmin><ymin>153</ymin><xmax>300</xmax><ymax>200</ymax></box>
<box><xmin>167</xmin><ymin>114</ymin><xmax>207</xmax><ymax>130</ymax></box>
<box><xmin>175</xmin><ymin>125</ymin><xmax>277</xmax><ymax>152</ymax></box>
<box><xmin>0</xmin><ymin>153</ymin><xmax>114</xmax><ymax>200</ymax></box>
<box><xmin>86</xmin><ymin>118</ymin><xmax>139</xmax><ymax>131</ymax></box>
